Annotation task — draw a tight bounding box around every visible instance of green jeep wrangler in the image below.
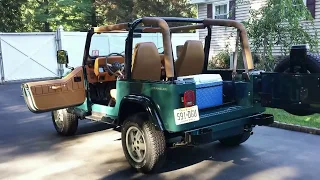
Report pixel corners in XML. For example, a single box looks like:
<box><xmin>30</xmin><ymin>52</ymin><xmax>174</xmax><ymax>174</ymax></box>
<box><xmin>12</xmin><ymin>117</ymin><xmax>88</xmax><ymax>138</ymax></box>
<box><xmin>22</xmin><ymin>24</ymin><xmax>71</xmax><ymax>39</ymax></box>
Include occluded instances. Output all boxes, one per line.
<box><xmin>22</xmin><ymin>17</ymin><xmax>320</xmax><ymax>173</ymax></box>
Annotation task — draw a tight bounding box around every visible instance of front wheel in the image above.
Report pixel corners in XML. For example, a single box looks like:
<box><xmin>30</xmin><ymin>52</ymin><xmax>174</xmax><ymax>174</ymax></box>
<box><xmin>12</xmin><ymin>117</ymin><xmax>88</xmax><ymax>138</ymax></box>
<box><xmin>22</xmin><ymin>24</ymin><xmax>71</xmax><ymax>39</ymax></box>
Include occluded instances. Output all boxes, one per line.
<box><xmin>121</xmin><ymin>112</ymin><xmax>166</xmax><ymax>174</ymax></box>
<box><xmin>52</xmin><ymin>109</ymin><xmax>78</xmax><ymax>136</ymax></box>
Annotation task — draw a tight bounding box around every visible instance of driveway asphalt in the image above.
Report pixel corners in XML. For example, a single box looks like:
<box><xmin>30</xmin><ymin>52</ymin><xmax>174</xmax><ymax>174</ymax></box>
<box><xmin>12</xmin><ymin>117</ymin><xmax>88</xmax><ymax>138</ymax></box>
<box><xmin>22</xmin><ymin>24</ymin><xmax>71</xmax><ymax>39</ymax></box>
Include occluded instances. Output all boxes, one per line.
<box><xmin>0</xmin><ymin>83</ymin><xmax>319</xmax><ymax>180</ymax></box>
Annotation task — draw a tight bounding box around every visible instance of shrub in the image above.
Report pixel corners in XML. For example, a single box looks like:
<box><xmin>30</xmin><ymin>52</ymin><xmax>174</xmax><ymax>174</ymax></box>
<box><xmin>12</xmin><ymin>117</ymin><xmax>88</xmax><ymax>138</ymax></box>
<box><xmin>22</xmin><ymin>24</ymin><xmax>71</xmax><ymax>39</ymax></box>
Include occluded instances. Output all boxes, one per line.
<box><xmin>208</xmin><ymin>51</ymin><xmax>230</xmax><ymax>69</ymax></box>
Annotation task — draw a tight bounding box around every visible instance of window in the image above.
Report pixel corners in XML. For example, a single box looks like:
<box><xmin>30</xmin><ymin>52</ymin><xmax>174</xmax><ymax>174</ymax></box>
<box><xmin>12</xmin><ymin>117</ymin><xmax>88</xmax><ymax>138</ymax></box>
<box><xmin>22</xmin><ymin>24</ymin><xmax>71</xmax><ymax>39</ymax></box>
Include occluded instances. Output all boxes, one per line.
<box><xmin>207</xmin><ymin>1</ymin><xmax>235</xmax><ymax>20</ymax></box>
<box><xmin>293</xmin><ymin>0</ymin><xmax>307</xmax><ymax>6</ymax></box>
<box><xmin>292</xmin><ymin>0</ymin><xmax>307</xmax><ymax>10</ymax></box>
<box><xmin>214</xmin><ymin>4</ymin><xmax>228</xmax><ymax>19</ymax></box>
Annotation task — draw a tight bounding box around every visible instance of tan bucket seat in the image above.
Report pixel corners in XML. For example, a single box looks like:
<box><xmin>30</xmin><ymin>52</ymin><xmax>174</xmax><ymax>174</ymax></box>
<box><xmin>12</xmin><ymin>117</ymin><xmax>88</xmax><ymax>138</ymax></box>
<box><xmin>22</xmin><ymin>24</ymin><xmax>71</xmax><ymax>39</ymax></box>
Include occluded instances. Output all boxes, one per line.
<box><xmin>175</xmin><ymin>40</ymin><xmax>205</xmax><ymax>77</ymax></box>
<box><xmin>110</xmin><ymin>42</ymin><xmax>162</xmax><ymax>100</ymax></box>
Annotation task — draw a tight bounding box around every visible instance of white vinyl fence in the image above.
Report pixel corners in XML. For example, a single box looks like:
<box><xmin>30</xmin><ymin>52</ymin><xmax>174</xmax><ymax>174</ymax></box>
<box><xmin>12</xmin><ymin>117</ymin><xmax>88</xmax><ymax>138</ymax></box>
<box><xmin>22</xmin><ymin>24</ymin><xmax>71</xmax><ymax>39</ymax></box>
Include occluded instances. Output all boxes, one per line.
<box><xmin>0</xmin><ymin>33</ymin><xmax>58</xmax><ymax>82</ymax></box>
<box><xmin>0</xmin><ymin>27</ymin><xmax>199</xmax><ymax>83</ymax></box>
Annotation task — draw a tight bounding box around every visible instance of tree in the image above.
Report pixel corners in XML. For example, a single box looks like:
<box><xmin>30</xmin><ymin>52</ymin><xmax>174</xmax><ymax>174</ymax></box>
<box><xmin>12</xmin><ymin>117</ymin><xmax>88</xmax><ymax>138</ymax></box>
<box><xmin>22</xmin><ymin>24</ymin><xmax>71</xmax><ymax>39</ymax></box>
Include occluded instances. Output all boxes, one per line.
<box><xmin>97</xmin><ymin>0</ymin><xmax>197</xmax><ymax>25</ymax></box>
<box><xmin>244</xmin><ymin>0</ymin><xmax>319</xmax><ymax>71</ymax></box>
<box><xmin>7</xmin><ymin>0</ymin><xmax>196</xmax><ymax>32</ymax></box>
<box><xmin>0</xmin><ymin>0</ymin><xmax>26</xmax><ymax>32</ymax></box>
<box><xmin>20</xmin><ymin>0</ymin><xmax>101</xmax><ymax>32</ymax></box>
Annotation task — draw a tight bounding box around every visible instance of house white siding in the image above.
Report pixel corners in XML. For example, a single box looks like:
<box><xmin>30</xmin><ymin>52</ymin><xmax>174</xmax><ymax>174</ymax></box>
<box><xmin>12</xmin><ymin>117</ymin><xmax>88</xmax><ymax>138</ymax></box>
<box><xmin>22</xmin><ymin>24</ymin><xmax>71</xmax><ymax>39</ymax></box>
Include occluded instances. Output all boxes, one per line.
<box><xmin>196</xmin><ymin>0</ymin><xmax>320</xmax><ymax>59</ymax></box>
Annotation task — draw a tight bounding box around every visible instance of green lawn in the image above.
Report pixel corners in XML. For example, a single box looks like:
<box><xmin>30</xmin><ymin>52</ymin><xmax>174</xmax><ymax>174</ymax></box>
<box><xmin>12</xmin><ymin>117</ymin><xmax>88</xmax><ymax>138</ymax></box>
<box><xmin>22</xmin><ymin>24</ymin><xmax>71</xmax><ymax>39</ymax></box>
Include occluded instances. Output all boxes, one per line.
<box><xmin>265</xmin><ymin>108</ymin><xmax>320</xmax><ymax>128</ymax></box>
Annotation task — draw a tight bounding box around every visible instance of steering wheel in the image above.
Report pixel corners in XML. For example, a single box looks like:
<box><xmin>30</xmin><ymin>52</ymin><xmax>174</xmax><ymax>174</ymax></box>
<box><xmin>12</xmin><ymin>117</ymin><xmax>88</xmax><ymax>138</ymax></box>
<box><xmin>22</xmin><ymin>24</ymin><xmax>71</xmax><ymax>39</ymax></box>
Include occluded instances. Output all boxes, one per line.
<box><xmin>104</xmin><ymin>53</ymin><xmax>125</xmax><ymax>78</ymax></box>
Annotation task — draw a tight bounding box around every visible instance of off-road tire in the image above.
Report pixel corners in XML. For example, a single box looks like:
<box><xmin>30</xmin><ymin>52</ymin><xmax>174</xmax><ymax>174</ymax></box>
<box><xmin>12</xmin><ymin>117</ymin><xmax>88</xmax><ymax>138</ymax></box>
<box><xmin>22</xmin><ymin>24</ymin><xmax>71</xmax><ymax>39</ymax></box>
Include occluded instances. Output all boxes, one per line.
<box><xmin>219</xmin><ymin>132</ymin><xmax>251</xmax><ymax>146</ymax></box>
<box><xmin>121</xmin><ymin>112</ymin><xmax>166</xmax><ymax>174</ymax></box>
<box><xmin>274</xmin><ymin>53</ymin><xmax>320</xmax><ymax>73</ymax></box>
<box><xmin>52</xmin><ymin>109</ymin><xmax>78</xmax><ymax>136</ymax></box>
<box><xmin>274</xmin><ymin>53</ymin><xmax>320</xmax><ymax>116</ymax></box>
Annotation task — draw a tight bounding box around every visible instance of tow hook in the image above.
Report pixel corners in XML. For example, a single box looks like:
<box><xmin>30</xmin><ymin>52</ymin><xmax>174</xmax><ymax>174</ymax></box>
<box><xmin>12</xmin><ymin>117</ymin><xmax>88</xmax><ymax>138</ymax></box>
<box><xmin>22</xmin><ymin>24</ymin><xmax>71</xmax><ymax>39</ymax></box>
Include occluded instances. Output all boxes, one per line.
<box><xmin>244</xmin><ymin>125</ymin><xmax>252</xmax><ymax>132</ymax></box>
<box><xmin>244</xmin><ymin>125</ymin><xmax>253</xmax><ymax>135</ymax></box>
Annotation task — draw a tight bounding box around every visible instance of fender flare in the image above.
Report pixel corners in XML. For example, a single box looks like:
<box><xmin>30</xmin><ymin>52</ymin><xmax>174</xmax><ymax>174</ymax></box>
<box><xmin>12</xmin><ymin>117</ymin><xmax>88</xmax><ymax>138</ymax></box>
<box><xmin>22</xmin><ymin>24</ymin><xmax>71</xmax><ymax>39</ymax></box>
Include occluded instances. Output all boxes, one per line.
<box><xmin>118</xmin><ymin>94</ymin><xmax>164</xmax><ymax>131</ymax></box>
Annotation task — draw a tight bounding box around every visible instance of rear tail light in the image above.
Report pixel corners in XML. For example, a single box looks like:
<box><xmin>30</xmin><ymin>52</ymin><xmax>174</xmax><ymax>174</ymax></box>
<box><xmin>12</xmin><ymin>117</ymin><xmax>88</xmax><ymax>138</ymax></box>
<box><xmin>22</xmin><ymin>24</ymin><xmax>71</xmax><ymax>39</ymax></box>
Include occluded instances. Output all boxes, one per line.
<box><xmin>183</xmin><ymin>90</ymin><xmax>195</xmax><ymax>107</ymax></box>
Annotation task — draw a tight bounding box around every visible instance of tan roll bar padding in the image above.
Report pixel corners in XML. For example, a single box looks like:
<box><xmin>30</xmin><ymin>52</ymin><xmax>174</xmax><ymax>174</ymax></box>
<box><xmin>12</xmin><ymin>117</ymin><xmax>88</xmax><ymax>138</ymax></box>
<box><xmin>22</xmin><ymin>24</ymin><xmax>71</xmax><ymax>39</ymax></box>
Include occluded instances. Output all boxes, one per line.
<box><xmin>203</xmin><ymin>19</ymin><xmax>254</xmax><ymax>71</ymax></box>
<box><xmin>170</xmin><ymin>24</ymin><xmax>205</xmax><ymax>32</ymax></box>
<box><xmin>142</xmin><ymin>27</ymin><xmax>160</xmax><ymax>33</ymax></box>
<box><xmin>93</xmin><ymin>23</ymin><xmax>129</xmax><ymax>33</ymax></box>
<box><xmin>143</xmin><ymin>24</ymin><xmax>205</xmax><ymax>33</ymax></box>
<box><xmin>142</xmin><ymin>17</ymin><xmax>175</xmax><ymax>78</ymax></box>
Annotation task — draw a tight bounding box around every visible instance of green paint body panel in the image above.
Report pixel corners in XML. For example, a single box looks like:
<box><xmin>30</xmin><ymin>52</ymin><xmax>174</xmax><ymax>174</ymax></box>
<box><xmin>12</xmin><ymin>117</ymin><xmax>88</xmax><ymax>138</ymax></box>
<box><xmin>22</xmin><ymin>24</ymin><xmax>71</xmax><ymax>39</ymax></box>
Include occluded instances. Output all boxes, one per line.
<box><xmin>74</xmin><ymin>74</ymin><xmax>266</xmax><ymax>133</ymax></box>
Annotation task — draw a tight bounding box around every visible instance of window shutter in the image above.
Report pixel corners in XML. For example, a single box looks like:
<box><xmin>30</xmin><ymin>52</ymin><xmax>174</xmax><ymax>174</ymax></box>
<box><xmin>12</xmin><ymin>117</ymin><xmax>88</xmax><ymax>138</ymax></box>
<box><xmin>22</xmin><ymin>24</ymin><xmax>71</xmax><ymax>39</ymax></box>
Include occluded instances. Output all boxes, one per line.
<box><xmin>229</xmin><ymin>0</ymin><xmax>236</xmax><ymax>20</ymax></box>
<box><xmin>307</xmin><ymin>0</ymin><xmax>315</xmax><ymax>18</ymax></box>
<box><xmin>207</xmin><ymin>4</ymin><xmax>213</xmax><ymax>18</ymax></box>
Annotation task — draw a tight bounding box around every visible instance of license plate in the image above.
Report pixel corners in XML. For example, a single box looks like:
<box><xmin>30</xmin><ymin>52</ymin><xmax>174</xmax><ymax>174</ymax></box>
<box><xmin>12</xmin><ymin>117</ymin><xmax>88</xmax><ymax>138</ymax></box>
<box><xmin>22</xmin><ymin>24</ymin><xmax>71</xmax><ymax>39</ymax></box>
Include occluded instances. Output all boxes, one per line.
<box><xmin>174</xmin><ymin>105</ymin><xmax>200</xmax><ymax>125</ymax></box>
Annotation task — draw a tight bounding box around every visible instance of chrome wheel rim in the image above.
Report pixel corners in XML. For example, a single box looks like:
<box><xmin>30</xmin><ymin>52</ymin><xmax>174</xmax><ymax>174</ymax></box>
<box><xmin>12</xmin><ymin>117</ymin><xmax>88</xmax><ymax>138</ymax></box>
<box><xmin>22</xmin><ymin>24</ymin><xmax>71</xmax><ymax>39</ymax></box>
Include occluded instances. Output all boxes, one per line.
<box><xmin>54</xmin><ymin>110</ymin><xmax>64</xmax><ymax>131</ymax></box>
<box><xmin>125</xmin><ymin>126</ymin><xmax>146</xmax><ymax>163</ymax></box>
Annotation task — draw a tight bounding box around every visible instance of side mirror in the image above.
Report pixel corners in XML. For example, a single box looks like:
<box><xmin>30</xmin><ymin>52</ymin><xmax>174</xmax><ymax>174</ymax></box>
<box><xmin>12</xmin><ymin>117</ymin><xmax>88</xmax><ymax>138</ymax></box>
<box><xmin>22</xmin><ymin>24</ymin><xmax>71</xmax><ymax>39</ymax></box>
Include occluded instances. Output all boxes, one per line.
<box><xmin>57</xmin><ymin>50</ymin><xmax>69</xmax><ymax>65</ymax></box>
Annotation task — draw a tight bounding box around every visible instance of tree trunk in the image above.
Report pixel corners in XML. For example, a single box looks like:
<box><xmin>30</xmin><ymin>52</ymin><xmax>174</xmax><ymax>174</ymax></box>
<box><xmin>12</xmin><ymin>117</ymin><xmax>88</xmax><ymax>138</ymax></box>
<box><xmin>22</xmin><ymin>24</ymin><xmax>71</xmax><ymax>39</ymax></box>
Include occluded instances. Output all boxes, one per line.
<box><xmin>128</xmin><ymin>0</ymin><xmax>135</xmax><ymax>21</ymax></box>
<box><xmin>44</xmin><ymin>0</ymin><xmax>50</xmax><ymax>32</ymax></box>
<box><xmin>91</xmin><ymin>0</ymin><xmax>97</xmax><ymax>27</ymax></box>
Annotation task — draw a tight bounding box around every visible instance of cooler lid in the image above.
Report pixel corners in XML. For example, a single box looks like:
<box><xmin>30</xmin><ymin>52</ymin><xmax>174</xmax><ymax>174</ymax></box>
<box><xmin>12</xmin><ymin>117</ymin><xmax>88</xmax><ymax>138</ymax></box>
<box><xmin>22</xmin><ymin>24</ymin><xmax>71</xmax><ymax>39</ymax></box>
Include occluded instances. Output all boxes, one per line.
<box><xmin>176</xmin><ymin>74</ymin><xmax>222</xmax><ymax>85</ymax></box>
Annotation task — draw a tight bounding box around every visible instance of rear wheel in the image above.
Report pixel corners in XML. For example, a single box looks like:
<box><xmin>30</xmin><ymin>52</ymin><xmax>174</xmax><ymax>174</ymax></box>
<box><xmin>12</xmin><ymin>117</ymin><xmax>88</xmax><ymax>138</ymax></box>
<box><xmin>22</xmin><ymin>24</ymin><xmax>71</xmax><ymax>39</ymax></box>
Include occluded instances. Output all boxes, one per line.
<box><xmin>274</xmin><ymin>53</ymin><xmax>320</xmax><ymax>116</ymax></box>
<box><xmin>219</xmin><ymin>132</ymin><xmax>251</xmax><ymax>146</ymax></box>
<box><xmin>52</xmin><ymin>109</ymin><xmax>78</xmax><ymax>136</ymax></box>
<box><xmin>121</xmin><ymin>112</ymin><xmax>166</xmax><ymax>174</ymax></box>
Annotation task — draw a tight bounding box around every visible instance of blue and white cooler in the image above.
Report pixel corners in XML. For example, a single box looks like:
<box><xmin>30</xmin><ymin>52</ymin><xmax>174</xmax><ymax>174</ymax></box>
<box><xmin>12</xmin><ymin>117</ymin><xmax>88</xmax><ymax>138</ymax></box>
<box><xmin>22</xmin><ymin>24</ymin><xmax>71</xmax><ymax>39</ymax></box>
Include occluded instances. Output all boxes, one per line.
<box><xmin>177</xmin><ymin>74</ymin><xmax>223</xmax><ymax>110</ymax></box>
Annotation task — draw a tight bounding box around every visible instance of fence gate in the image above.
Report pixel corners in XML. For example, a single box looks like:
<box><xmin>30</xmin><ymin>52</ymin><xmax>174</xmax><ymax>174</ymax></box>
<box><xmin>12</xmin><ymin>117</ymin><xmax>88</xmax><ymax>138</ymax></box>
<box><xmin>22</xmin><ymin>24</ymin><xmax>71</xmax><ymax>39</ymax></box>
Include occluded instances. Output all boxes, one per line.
<box><xmin>0</xmin><ymin>33</ymin><xmax>59</xmax><ymax>82</ymax></box>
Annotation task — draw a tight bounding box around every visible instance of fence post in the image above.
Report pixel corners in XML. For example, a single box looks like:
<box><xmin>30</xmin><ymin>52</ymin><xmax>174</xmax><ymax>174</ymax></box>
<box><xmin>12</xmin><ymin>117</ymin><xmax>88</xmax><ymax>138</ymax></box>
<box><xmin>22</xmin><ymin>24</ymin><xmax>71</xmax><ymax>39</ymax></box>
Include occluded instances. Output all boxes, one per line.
<box><xmin>56</xmin><ymin>26</ymin><xmax>64</xmax><ymax>77</ymax></box>
<box><xmin>0</xmin><ymin>37</ymin><xmax>5</xmax><ymax>84</ymax></box>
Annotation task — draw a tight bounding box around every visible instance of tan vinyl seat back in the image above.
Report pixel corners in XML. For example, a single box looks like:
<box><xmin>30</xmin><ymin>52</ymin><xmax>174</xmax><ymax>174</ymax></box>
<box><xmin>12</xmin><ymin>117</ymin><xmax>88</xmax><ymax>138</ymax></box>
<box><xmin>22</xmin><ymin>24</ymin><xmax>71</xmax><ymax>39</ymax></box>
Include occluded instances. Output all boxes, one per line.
<box><xmin>131</xmin><ymin>42</ymin><xmax>162</xmax><ymax>80</ymax></box>
<box><xmin>175</xmin><ymin>40</ymin><xmax>205</xmax><ymax>77</ymax></box>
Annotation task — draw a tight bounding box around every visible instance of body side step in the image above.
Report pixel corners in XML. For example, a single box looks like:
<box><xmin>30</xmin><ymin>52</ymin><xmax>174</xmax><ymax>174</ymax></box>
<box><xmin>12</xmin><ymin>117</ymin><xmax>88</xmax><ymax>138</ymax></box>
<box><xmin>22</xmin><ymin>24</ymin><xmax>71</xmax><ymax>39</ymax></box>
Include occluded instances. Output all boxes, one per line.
<box><xmin>85</xmin><ymin>111</ymin><xmax>117</xmax><ymax>124</ymax></box>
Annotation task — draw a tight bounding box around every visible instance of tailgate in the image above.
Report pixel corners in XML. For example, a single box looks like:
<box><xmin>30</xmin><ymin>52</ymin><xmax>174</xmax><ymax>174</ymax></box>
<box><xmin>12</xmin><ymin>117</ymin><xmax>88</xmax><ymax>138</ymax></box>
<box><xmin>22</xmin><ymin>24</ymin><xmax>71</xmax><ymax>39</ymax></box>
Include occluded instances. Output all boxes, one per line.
<box><xmin>258</xmin><ymin>72</ymin><xmax>320</xmax><ymax>115</ymax></box>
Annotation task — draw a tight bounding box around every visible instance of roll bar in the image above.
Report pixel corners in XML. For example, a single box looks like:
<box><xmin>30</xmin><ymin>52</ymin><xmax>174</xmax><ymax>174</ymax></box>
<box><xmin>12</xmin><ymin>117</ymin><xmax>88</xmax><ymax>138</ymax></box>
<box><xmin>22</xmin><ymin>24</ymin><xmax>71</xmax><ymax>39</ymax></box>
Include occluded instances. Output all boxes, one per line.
<box><xmin>203</xmin><ymin>19</ymin><xmax>253</xmax><ymax>71</ymax></box>
<box><xmin>93</xmin><ymin>23</ymin><xmax>129</xmax><ymax>33</ymax></box>
<box><xmin>88</xmin><ymin>17</ymin><xmax>254</xmax><ymax>80</ymax></box>
<box><xmin>143</xmin><ymin>24</ymin><xmax>205</xmax><ymax>33</ymax></box>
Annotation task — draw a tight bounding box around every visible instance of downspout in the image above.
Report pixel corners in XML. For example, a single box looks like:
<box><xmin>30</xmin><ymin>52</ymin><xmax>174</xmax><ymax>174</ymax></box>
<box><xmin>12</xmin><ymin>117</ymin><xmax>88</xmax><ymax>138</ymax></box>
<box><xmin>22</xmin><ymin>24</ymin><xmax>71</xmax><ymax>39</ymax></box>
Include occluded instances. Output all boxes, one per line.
<box><xmin>0</xmin><ymin>36</ymin><xmax>5</xmax><ymax>84</ymax></box>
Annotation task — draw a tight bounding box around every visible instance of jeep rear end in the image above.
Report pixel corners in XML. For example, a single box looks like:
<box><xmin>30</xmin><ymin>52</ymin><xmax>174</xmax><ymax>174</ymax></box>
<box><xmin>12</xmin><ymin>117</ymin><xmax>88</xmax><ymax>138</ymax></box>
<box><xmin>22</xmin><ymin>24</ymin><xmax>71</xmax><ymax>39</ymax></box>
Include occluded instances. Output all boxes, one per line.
<box><xmin>116</xmin><ymin>70</ymin><xmax>273</xmax><ymax>147</ymax></box>
<box><xmin>116</xmin><ymin>18</ymin><xmax>274</xmax><ymax>147</ymax></box>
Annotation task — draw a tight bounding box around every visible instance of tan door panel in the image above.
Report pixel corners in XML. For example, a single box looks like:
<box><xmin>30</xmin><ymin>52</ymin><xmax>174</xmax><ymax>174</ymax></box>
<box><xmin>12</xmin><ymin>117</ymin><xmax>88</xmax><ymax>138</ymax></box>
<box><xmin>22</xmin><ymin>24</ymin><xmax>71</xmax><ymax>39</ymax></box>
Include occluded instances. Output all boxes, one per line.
<box><xmin>24</xmin><ymin>67</ymin><xmax>86</xmax><ymax>112</ymax></box>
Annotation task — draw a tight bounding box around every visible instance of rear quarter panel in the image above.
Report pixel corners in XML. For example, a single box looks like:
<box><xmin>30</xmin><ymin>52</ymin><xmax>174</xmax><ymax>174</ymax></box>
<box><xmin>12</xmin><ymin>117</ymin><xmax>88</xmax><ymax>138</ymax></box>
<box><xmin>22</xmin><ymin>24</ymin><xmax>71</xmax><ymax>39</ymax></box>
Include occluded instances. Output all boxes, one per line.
<box><xmin>115</xmin><ymin>80</ymin><xmax>195</xmax><ymax>131</ymax></box>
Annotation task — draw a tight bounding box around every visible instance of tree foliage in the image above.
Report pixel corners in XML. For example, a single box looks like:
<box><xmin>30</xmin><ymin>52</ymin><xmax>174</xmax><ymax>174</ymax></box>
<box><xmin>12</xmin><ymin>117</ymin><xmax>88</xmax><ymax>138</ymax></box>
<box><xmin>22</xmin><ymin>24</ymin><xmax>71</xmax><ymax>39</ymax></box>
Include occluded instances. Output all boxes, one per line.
<box><xmin>244</xmin><ymin>0</ymin><xmax>319</xmax><ymax>70</ymax></box>
<box><xmin>0</xmin><ymin>0</ymin><xmax>196</xmax><ymax>32</ymax></box>
<box><xmin>0</xmin><ymin>0</ymin><xmax>27</xmax><ymax>32</ymax></box>
<box><xmin>97</xmin><ymin>0</ymin><xmax>196</xmax><ymax>23</ymax></box>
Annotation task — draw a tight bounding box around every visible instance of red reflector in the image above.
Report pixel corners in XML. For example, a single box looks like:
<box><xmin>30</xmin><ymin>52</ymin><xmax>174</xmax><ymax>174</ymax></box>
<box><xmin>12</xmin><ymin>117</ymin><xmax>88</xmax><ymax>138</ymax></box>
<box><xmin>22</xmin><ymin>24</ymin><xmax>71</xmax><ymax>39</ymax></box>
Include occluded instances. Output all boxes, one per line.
<box><xmin>184</xmin><ymin>90</ymin><xmax>195</xmax><ymax>107</ymax></box>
